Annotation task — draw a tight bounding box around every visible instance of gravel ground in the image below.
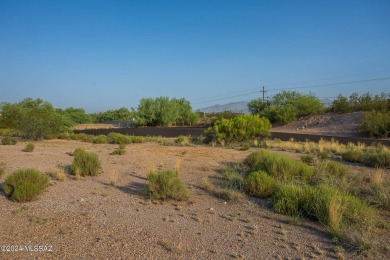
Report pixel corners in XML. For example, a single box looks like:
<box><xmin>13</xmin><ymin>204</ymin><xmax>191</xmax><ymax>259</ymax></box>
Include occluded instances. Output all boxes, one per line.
<box><xmin>0</xmin><ymin>140</ymin><xmax>388</xmax><ymax>259</ymax></box>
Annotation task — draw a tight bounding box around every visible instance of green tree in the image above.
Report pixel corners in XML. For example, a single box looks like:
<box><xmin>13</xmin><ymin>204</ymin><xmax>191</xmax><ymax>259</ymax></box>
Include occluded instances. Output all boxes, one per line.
<box><xmin>16</xmin><ymin>99</ymin><xmax>69</xmax><ymax>139</ymax></box>
<box><xmin>331</xmin><ymin>95</ymin><xmax>351</xmax><ymax>113</ymax></box>
<box><xmin>248</xmin><ymin>99</ymin><xmax>271</xmax><ymax>115</ymax></box>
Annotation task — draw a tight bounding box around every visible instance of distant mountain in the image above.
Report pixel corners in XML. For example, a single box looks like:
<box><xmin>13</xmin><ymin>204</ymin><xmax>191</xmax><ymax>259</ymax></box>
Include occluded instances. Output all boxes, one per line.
<box><xmin>197</xmin><ymin>101</ymin><xmax>250</xmax><ymax>114</ymax></box>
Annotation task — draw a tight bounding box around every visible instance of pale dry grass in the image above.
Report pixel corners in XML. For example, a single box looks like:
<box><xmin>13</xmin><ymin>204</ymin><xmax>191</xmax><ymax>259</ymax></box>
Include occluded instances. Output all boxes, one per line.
<box><xmin>175</xmin><ymin>159</ymin><xmax>181</xmax><ymax>175</ymax></box>
<box><xmin>372</xmin><ymin>170</ymin><xmax>384</xmax><ymax>187</ymax></box>
<box><xmin>51</xmin><ymin>167</ymin><xmax>67</xmax><ymax>182</ymax></box>
<box><xmin>109</xmin><ymin>170</ymin><xmax>118</xmax><ymax>186</ymax></box>
<box><xmin>328</xmin><ymin>196</ymin><xmax>343</xmax><ymax>236</ymax></box>
<box><xmin>266</xmin><ymin>138</ymin><xmax>385</xmax><ymax>157</ymax></box>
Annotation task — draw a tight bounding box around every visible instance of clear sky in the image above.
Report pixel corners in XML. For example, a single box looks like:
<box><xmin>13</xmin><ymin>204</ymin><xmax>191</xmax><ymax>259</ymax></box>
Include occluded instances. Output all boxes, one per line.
<box><xmin>1</xmin><ymin>0</ymin><xmax>389</xmax><ymax>112</ymax></box>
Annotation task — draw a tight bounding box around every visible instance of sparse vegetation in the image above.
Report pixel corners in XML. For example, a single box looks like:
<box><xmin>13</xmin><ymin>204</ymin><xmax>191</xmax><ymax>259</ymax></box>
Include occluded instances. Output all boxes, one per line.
<box><xmin>112</xmin><ymin>148</ymin><xmax>126</xmax><ymax>155</ymax></box>
<box><xmin>342</xmin><ymin>150</ymin><xmax>363</xmax><ymax>163</ymax></box>
<box><xmin>24</xmin><ymin>142</ymin><xmax>35</xmax><ymax>152</ymax></box>
<box><xmin>0</xmin><ymin>167</ymin><xmax>5</xmax><ymax>178</ymax></box>
<box><xmin>363</xmin><ymin>151</ymin><xmax>390</xmax><ymax>168</ymax></box>
<box><xmin>175</xmin><ymin>135</ymin><xmax>191</xmax><ymax>146</ymax></box>
<box><xmin>3</xmin><ymin>168</ymin><xmax>49</xmax><ymax>202</ymax></box>
<box><xmin>2</xmin><ymin>136</ymin><xmax>17</xmax><ymax>145</ymax></box>
<box><xmin>70</xmin><ymin>148</ymin><xmax>102</xmax><ymax>176</ymax></box>
<box><xmin>144</xmin><ymin>170</ymin><xmax>189</xmax><ymax>201</ymax></box>
<box><xmin>93</xmin><ymin>135</ymin><xmax>107</xmax><ymax>144</ymax></box>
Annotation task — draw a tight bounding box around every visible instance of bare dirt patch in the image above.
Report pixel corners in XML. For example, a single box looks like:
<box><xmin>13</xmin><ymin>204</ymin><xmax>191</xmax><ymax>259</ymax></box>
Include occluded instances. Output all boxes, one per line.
<box><xmin>0</xmin><ymin>140</ymin><xmax>388</xmax><ymax>259</ymax></box>
<box><xmin>272</xmin><ymin>112</ymin><xmax>364</xmax><ymax>137</ymax></box>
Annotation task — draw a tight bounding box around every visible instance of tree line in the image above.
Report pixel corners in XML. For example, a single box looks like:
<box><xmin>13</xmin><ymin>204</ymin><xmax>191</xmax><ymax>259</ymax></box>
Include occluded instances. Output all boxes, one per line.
<box><xmin>0</xmin><ymin>96</ymin><xmax>198</xmax><ymax>139</ymax></box>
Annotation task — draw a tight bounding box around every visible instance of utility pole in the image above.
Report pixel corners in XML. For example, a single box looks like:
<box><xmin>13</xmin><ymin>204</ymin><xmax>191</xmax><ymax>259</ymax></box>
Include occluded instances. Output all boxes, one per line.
<box><xmin>261</xmin><ymin>86</ymin><xmax>266</xmax><ymax>101</ymax></box>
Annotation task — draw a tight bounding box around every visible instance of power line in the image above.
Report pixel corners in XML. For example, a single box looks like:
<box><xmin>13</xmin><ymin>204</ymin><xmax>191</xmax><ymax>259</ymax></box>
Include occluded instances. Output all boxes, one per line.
<box><xmin>190</xmin><ymin>69</ymin><xmax>390</xmax><ymax>105</ymax></box>
<box><xmin>192</xmin><ymin>76</ymin><xmax>390</xmax><ymax>105</ymax></box>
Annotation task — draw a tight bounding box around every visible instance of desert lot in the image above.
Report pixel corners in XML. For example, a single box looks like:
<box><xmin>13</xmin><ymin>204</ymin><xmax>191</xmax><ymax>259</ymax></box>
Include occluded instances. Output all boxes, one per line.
<box><xmin>0</xmin><ymin>139</ymin><xmax>389</xmax><ymax>259</ymax></box>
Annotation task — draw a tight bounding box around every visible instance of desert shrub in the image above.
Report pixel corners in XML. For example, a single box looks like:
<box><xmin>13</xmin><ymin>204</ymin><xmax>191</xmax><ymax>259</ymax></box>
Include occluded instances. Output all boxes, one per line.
<box><xmin>245</xmin><ymin>149</ymin><xmax>313</xmax><ymax>181</ymax></box>
<box><xmin>118</xmin><ymin>143</ymin><xmax>126</xmax><ymax>149</ymax></box>
<box><xmin>0</xmin><ymin>129</ymin><xmax>12</xmax><ymax>136</ymax></box>
<box><xmin>358</xmin><ymin>111</ymin><xmax>390</xmax><ymax>138</ymax></box>
<box><xmin>363</xmin><ymin>151</ymin><xmax>390</xmax><ymax>168</ymax></box>
<box><xmin>73</xmin><ymin>133</ymin><xmax>95</xmax><ymax>143</ymax></box>
<box><xmin>205</xmin><ymin>114</ymin><xmax>271</xmax><ymax>144</ymax></box>
<box><xmin>300</xmin><ymin>154</ymin><xmax>314</xmax><ymax>165</ymax></box>
<box><xmin>129</xmin><ymin>136</ymin><xmax>146</xmax><ymax>143</ymax></box>
<box><xmin>144</xmin><ymin>170</ymin><xmax>189</xmax><ymax>201</ymax></box>
<box><xmin>175</xmin><ymin>135</ymin><xmax>191</xmax><ymax>146</ymax></box>
<box><xmin>56</xmin><ymin>132</ymin><xmax>72</xmax><ymax>140</ymax></box>
<box><xmin>2</xmin><ymin>136</ymin><xmax>17</xmax><ymax>145</ymax></box>
<box><xmin>112</xmin><ymin>149</ymin><xmax>126</xmax><ymax>155</ymax></box>
<box><xmin>70</xmin><ymin>148</ymin><xmax>102</xmax><ymax>176</ymax></box>
<box><xmin>240</xmin><ymin>143</ymin><xmax>250</xmax><ymax>151</ymax></box>
<box><xmin>271</xmin><ymin>183</ymin><xmax>376</xmax><ymax>248</ymax></box>
<box><xmin>342</xmin><ymin>150</ymin><xmax>363</xmax><ymax>163</ymax></box>
<box><xmin>24</xmin><ymin>142</ymin><xmax>35</xmax><ymax>152</ymax></box>
<box><xmin>3</xmin><ymin>168</ymin><xmax>49</xmax><ymax>202</ymax></box>
<box><xmin>107</xmin><ymin>132</ymin><xmax>131</xmax><ymax>145</ymax></box>
<box><xmin>220</xmin><ymin>169</ymin><xmax>245</xmax><ymax>191</ymax></box>
<box><xmin>0</xmin><ymin>167</ymin><xmax>4</xmax><ymax>178</ymax></box>
<box><xmin>245</xmin><ymin>171</ymin><xmax>277</xmax><ymax>198</ymax></box>
<box><xmin>93</xmin><ymin>135</ymin><xmax>107</xmax><ymax>144</ymax></box>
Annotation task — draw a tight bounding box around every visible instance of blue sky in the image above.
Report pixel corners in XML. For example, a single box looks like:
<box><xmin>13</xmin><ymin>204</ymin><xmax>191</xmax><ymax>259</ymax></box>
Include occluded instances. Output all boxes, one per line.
<box><xmin>1</xmin><ymin>0</ymin><xmax>389</xmax><ymax>112</ymax></box>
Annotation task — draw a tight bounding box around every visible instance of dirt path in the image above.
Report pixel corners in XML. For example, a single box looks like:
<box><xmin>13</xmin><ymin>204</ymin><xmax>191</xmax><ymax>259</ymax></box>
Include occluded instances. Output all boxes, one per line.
<box><xmin>0</xmin><ymin>140</ymin><xmax>385</xmax><ymax>259</ymax></box>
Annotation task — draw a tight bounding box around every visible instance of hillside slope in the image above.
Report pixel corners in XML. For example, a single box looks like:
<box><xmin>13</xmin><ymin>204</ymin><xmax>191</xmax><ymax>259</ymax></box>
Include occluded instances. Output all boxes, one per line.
<box><xmin>272</xmin><ymin>112</ymin><xmax>364</xmax><ymax>137</ymax></box>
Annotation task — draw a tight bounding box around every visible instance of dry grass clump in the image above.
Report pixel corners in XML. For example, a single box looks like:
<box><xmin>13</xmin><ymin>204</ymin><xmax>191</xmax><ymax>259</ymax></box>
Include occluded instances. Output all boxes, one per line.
<box><xmin>50</xmin><ymin>166</ymin><xmax>67</xmax><ymax>181</ymax></box>
<box><xmin>109</xmin><ymin>170</ymin><xmax>118</xmax><ymax>186</ymax></box>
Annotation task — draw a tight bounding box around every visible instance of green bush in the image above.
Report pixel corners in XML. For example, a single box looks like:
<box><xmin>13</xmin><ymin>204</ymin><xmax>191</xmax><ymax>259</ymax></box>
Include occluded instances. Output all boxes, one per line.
<box><xmin>363</xmin><ymin>151</ymin><xmax>390</xmax><ymax>168</ymax></box>
<box><xmin>301</xmin><ymin>154</ymin><xmax>314</xmax><ymax>165</ymax></box>
<box><xmin>175</xmin><ymin>135</ymin><xmax>191</xmax><ymax>146</ymax></box>
<box><xmin>205</xmin><ymin>114</ymin><xmax>271</xmax><ymax>144</ymax></box>
<box><xmin>245</xmin><ymin>149</ymin><xmax>313</xmax><ymax>181</ymax></box>
<box><xmin>144</xmin><ymin>170</ymin><xmax>189</xmax><ymax>201</ymax></box>
<box><xmin>24</xmin><ymin>142</ymin><xmax>35</xmax><ymax>152</ymax></box>
<box><xmin>107</xmin><ymin>132</ymin><xmax>131</xmax><ymax>145</ymax></box>
<box><xmin>271</xmin><ymin>183</ymin><xmax>376</xmax><ymax>248</ymax></box>
<box><xmin>112</xmin><ymin>149</ymin><xmax>126</xmax><ymax>155</ymax></box>
<box><xmin>358</xmin><ymin>111</ymin><xmax>390</xmax><ymax>138</ymax></box>
<box><xmin>0</xmin><ymin>167</ymin><xmax>4</xmax><ymax>178</ymax></box>
<box><xmin>342</xmin><ymin>150</ymin><xmax>363</xmax><ymax>163</ymax></box>
<box><xmin>93</xmin><ymin>135</ymin><xmax>107</xmax><ymax>144</ymax></box>
<box><xmin>245</xmin><ymin>171</ymin><xmax>277</xmax><ymax>198</ymax></box>
<box><xmin>3</xmin><ymin>168</ymin><xmax>49</xmax><ymax>202</ymax></box>
<box><xmin>240</xmin><ymin>143</ymin><xmax>250</xmax><ymax>151</ymax></box>
<box><xmin>2</xmin><ymin>136</ymin><xmax>17</xmax><ymax>145</ymax></box>
<box><xmin>70</xmin><ymin>148</ymin><xmax>102</xmax><ymax>176</ymax></box>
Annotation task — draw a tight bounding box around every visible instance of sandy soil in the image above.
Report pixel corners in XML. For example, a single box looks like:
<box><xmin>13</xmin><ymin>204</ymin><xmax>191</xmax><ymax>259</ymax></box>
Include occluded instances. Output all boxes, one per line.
<box><xmin>0</xmin><ymin>140</ymin><xmax>388</xmax><ymax>259</ymax></box>
<box><xmin>272</xmin><ymin>112</ymin><xmax>364</xmax><ymax>137</ymax></box>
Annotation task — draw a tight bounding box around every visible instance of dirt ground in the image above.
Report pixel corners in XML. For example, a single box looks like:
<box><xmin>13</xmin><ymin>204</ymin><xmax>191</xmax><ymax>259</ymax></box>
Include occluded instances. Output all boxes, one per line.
<box><xmin>0</xmin><ymin>140</ymin><xmax>388</xmax><ymax>259</ymax></box>
<box><xmin>272</xmin><ymin>112</ymin><xmax>364</xmax><ymax>137</ymax></box>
